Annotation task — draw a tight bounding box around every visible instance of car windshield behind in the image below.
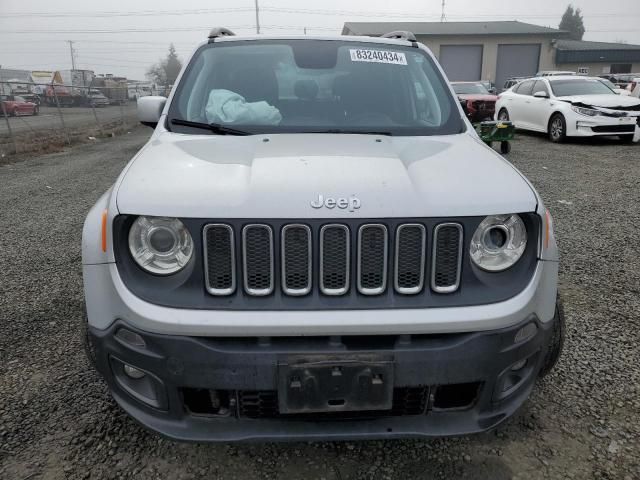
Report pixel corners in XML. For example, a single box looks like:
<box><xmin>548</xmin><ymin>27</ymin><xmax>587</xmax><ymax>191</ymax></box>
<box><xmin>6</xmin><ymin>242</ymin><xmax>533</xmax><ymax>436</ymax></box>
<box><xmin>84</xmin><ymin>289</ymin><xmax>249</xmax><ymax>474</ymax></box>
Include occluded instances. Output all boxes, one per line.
<box><xmin>550</xmin><ymin>78</ymin><xmax>616</xmax><ymax>97</ymax></box>
<box><xmin>168</xmin><ymin>40</ymin><xmax>462</xmax><ymax>136</ymax></box>
<box><xmin>452</xmin><ymin>83</ymin><xmax>489</xmax><ymax>95</ymax></box>
<box><xmin>598</xmin><ymin>79</ymin><xmax>617</xmax><ymax>90</ymax></box>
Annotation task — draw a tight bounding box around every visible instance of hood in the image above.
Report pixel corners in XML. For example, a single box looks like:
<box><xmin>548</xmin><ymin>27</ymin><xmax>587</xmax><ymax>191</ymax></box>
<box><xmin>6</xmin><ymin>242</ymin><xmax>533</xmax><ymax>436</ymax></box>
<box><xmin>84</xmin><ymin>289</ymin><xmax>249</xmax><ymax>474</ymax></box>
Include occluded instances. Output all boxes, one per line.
<box><xmin>558</xmin><ymin>94</ymin><xmax>640</xmax><ymax>110</ymax></box>
<box><xmin>116</xmin><ymin>132</ymin><xmax>537</xmax><ymax>218</ymax></box>
<box><xmin>456</xmin><ymin>94</ymin><xmax>497</xmax><ymax>102</ymax></box>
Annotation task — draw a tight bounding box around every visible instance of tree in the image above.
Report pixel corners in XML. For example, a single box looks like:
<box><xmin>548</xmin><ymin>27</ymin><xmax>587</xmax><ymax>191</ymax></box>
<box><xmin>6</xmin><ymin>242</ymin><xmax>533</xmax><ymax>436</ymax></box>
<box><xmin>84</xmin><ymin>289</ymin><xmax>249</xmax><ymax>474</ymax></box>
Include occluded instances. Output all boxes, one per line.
<box><xmin>559</xmin><ymin>5</ymin><xmax>585</xmax><ymax>40</ymax></box>
<box><xmin>146</xmin><ymin>44</ymin><xmax>182</xmax><ymax>86</ymax></box>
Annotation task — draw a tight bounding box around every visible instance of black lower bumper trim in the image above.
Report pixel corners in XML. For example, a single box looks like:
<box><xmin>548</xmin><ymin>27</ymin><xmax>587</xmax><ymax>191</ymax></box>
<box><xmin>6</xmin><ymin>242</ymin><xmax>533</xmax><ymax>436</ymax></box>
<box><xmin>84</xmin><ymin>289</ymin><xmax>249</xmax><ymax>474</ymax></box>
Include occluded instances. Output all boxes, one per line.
<box><xmin>89</xmin><ymin>316</ymin><xmax>554</xmax><ymax>442</ymax></box>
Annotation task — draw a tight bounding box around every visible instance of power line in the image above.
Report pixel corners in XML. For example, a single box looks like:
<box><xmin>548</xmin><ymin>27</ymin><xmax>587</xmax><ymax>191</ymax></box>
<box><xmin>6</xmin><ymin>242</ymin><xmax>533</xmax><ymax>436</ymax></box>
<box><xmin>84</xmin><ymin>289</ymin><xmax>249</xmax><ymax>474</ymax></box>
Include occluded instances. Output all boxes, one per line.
<box><xmin>0</xmin><ymin>24</ymin><xmax>340</xmax><ymax>35</ymax></box>
<box><xmin>1</xmin><ymin>7</ymin><xmax>254</xmax><ymax>18</ymax></box>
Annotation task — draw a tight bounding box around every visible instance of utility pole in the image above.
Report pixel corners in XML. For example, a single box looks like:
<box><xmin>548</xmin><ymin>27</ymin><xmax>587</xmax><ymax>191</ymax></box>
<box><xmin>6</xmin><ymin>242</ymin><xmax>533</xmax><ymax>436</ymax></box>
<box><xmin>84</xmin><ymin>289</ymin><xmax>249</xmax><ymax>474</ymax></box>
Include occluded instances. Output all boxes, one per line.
<box><xmin>254</xmin><ymin>0</ymin><xmax>260</xmax><ymax>34</ymax></box>
<box><xmin>67</xmin><ymin>40</ymin><xmax>76</xmax><ymax>70</ymax></box>
<box><xmin>440</xmin><ymin>0</ymin><xmax>447</xmax><ymax>22</ymax></box>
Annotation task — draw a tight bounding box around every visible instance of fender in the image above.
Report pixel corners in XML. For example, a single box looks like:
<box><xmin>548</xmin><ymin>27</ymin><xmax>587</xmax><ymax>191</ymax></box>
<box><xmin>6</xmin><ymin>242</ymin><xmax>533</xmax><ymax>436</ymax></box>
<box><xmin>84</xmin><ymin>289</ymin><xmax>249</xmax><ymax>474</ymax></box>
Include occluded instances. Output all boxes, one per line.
<box><xmin>82</xmin><ymin>187</ymin><xmax>115</xmax><ymax>265</ymax></box>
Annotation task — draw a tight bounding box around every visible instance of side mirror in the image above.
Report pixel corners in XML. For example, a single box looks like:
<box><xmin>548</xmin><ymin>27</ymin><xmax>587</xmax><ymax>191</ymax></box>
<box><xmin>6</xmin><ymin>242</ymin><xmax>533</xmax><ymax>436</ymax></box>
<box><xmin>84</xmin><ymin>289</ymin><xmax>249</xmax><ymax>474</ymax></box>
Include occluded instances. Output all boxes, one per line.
<box><xmin>533</xmin><ymin>91</ymin><xmax>549</xmax><ymax>99</ymax></box>
<box><xmin>137</xmin><ymin>96</ymin><xmax>167</xmax><ymax>128</ymax></box>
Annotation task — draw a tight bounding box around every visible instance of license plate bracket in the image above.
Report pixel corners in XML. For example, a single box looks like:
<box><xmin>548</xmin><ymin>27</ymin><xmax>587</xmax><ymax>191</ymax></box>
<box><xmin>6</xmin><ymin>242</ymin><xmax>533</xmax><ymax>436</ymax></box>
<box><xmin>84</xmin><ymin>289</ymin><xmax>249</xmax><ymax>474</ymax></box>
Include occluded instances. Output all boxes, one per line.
<box><xmin>277</xmin><ymin>354</ymin><xmax>394</xmax><ymax>414</ymax></box>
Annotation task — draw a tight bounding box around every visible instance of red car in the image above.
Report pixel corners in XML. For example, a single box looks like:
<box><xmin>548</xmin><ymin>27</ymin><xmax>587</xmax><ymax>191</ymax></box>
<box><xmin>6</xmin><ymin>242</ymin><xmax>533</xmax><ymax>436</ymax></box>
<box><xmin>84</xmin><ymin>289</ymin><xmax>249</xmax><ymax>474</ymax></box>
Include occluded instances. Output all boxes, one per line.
<box><xmin>451</xmin><ymin>82</ymin><xmax>498</xmax><ymax>122</ymax></box>
<box><xmin>1</xmin><ymin>95</ymin><xmax>39</xmax><ymax>116</ymax></box>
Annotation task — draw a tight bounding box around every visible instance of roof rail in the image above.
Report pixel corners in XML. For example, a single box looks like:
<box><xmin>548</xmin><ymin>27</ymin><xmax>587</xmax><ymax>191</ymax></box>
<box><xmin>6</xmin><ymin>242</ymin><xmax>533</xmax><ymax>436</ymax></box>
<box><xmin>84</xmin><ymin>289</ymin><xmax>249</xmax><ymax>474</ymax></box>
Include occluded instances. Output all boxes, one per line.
<box><xmin>381</xmin><ymin>31</ymin><xmax>417</xmax><ymax>43</ymax></box>
<box><xmin>208</xmin><ymin>27</ymin><xmax>235</xmax><ymax>41</ymax></box>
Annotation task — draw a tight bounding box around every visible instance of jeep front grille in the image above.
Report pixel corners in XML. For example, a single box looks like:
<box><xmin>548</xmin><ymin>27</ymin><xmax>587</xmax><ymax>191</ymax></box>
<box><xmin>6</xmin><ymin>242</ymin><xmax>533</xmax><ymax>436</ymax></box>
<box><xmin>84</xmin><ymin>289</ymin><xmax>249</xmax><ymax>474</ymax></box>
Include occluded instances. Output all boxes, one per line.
<box><xmin>357</xmin><ymin>224</ymin><xmax>388</xmax><ymax>295</ymax></box>
<box><xmin>204</xmin><ymin>224</ymin><xmax>236</xmax><ymax>295</ymax></box>
<box><xmin>431</xmin><ymin>223</ymin><xmax>463</xmax><ymax>293</ymax></box>
<box><xmin>242</xmin><ymin>224</ymin><xmax>274</xmax><ymax>296</ymax></box>
<box><xmin>320</xmin><ymin>224</ymin><xmax>350</xmax><ymax>295</ymax></box>
<box><xmin>394</xmin><ymin>224</ymin><xmax>426</xmax><ymax>294</ymax></box>
<box><xmin>281</xmin><ymin>224</ymin><xmax>312</xmax><ymax>296</ymax></box>
<box><xmin>204</xmin><ymin>221</ymin><xmax>464</xmax><ymax>297</ymax></box>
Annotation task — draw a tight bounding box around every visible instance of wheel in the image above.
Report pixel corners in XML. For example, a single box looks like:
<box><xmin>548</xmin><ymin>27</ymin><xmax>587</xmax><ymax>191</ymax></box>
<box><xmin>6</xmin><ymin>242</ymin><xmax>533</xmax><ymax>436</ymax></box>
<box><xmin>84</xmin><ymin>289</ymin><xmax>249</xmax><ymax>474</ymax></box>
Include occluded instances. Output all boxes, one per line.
<box><xmin>497</xmin><ymin>108</ymin><xmax>509</xmax><ymax>121</ymax></box>
<box><xmin>500</xmin><ymin>141</ymin><xmax>511</xmax><ymax>154</ymax></box>
<box><xmin>539</xmin><ymin>295</ymin><xmax>566</xmax><ymax>377</ymax></box>
<box><xmin>548</xmin><ymin>113</ymin><xmax>566</xmax><ymax>143</ymax></box>
<box><xmin>618</xmin><ymin>135</ymin><xmax>634</xmax><ymax>143</ymax></box>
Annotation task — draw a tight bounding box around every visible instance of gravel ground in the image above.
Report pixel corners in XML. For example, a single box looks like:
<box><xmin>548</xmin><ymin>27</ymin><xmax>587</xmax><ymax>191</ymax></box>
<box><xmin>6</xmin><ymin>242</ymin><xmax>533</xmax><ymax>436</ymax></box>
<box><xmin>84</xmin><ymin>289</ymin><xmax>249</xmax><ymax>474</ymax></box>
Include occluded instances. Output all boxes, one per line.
<box><xmin>0</xmin><ymin>129</ymin><xmax>639</xmax><ymax>479</ymax></box>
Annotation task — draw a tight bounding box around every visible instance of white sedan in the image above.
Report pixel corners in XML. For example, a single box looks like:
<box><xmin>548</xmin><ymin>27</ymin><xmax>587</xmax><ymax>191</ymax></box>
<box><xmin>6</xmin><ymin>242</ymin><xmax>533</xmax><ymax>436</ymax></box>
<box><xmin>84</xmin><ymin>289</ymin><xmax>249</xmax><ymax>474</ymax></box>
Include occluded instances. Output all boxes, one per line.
<box><xmin>495</xmin><ymin>76</ymin><xmax>640</xmax><ymax>143</ymax></box>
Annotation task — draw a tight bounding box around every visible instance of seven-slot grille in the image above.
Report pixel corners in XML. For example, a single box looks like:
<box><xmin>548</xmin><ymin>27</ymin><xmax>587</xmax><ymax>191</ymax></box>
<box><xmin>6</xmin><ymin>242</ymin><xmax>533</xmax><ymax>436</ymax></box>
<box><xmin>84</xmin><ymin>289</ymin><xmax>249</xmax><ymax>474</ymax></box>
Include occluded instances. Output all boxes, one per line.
<box><xmin>203</xmin><ymin>222</ymin><xmax>463</xmax><ymax>297</ymax></box>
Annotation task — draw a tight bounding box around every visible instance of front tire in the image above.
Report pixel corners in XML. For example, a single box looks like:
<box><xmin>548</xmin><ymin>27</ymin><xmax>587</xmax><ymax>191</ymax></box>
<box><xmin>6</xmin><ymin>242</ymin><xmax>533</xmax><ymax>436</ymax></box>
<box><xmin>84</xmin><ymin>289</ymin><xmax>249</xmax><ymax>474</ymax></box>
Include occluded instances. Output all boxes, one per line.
<box><xmin>548</xmin><ymin>113</ymin><xmax>566</xmax><ymax>143</ymax></box>
<box><xmin>539</xmin><ymin>295</ymin><xmax>565</xmax><ymax>377</ymax></box>
<box><xmin>497</xmin><ymin>108</ymin><xmax>509</xmax><ymax>122</ymax></box>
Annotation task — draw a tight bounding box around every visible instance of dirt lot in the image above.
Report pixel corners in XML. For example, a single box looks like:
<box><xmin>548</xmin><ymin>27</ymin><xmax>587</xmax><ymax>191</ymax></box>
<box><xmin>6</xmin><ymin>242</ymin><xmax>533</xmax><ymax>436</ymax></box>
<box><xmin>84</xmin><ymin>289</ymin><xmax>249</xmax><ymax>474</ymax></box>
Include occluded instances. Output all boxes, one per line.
<box><xmin>0</xmin><ymin>129</ymin><xmax>639</xmax><ymax>479</ymax></box>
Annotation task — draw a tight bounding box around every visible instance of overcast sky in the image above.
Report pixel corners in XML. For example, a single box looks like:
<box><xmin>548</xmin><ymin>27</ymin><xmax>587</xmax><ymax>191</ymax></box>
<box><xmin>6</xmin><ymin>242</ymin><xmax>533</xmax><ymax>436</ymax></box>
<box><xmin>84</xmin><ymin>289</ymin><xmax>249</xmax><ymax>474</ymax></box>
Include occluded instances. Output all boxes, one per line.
<box><xmin>1</xmin><ymin>0</ymin><xmax>638</xmax><ymax>80</ymax></box>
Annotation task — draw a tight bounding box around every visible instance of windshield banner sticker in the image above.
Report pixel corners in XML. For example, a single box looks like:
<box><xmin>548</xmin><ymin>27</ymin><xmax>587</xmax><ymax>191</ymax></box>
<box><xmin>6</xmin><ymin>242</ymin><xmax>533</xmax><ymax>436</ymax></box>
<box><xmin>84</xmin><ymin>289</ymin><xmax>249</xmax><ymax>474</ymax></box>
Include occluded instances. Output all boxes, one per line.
<box><xmin>349</xmin><ymin>49</ymin><xmax>407</xmax><ymax>65</ymax></box>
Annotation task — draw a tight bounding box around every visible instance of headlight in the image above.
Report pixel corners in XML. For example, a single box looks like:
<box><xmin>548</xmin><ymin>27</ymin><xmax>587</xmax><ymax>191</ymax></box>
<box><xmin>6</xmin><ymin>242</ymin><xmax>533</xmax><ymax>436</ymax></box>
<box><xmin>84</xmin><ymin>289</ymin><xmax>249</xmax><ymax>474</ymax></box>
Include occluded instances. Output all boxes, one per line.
<box><xmin>128</xmin><ymin>216</ymin><xmax>193</xmax><ymax>275</ymax></box>
<box><xmin>571</xmin><ymin>106</ymin><xmax>600</xmax><ymax>116</ymax></box>
<box><xmin>470</xmin><ymin>214</ymin><xmax>527</xmax><ymax>272</ymax></box>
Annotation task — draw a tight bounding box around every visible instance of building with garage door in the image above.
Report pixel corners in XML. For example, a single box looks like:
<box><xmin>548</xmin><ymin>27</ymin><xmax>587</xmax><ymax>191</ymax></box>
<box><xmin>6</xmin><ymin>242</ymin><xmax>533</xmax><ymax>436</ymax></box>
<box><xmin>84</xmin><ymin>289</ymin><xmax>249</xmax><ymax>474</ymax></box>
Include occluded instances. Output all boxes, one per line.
<box><xmin>342</xmin><ymin>21</ymin><xmax>565</xmax><ymax>88</ymax></box>
<box><xmin>554</xmin><ymin>40</ymin><xmax>640</xmax><ymax>76</ymax></box>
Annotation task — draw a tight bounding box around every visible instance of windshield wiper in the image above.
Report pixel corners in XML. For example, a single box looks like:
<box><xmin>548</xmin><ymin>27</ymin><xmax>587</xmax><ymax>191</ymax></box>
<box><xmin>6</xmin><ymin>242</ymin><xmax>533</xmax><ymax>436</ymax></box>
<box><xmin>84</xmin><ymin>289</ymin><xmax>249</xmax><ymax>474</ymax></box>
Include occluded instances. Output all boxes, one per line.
<box><xmin>306</xmin><ymin>129</ymin><xmax>392</xmax><ymax>135</ymax></box>
<box><xmin>170</xmin><ymin>118</ymin><xmax>251</xmax><ymax>136</ymax></box>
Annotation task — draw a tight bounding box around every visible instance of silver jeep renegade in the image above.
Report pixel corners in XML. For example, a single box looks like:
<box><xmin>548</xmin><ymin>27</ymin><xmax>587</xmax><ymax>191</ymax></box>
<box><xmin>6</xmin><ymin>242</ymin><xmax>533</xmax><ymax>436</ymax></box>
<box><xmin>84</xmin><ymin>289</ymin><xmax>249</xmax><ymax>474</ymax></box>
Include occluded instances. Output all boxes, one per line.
<box><xmin>82</xmin><ymin>29</ymin><xmax>563</xmax><ymax>442</ymax></box>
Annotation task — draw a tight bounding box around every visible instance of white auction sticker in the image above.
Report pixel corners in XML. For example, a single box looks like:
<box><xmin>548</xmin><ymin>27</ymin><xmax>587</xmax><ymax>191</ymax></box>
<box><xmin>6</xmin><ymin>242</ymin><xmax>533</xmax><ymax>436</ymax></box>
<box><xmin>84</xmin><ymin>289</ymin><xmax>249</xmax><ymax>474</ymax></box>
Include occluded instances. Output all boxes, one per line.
<box><xmin>349</xmin><ymin>49</ymin><xmax>407</xmax><ymax>65</ymax></box>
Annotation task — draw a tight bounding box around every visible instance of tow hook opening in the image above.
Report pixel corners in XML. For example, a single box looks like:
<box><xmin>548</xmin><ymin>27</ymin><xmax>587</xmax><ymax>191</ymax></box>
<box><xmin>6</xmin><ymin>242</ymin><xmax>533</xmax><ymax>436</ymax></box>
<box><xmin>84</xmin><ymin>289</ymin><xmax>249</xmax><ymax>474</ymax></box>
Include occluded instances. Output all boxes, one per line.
<box><xmin>432</xmin><ymin>382</ymin><xmax>482</xmax><ymax>410</ymax></box>
<box><xmin>181</xmin><ymin>388</ymin><xmax>234</xmax><ymax>417</ymax></box>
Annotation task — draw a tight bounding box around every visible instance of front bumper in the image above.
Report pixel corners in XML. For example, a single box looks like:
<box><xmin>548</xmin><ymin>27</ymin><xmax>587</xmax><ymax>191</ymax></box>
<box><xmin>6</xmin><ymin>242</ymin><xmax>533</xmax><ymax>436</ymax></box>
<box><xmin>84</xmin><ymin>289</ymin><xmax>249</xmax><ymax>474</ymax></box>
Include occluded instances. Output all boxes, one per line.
<box><xmin>571</xmin><ymin>114</ymin><xmax>639</xmax><ymax>137</ymax></box>
<box><xmin>90</xmin><ymin>314</ymin><xmax>554</xmax><ymax>442</ymax></box>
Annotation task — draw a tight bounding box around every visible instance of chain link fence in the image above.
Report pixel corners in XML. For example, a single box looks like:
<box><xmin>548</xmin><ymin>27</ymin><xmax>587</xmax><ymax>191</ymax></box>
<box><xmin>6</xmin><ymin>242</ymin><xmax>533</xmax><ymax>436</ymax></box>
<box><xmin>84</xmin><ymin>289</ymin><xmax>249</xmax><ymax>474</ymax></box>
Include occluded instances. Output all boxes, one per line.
<box><xmin>0</xmin><ymin>79</ymin><xmax>146</xmax><ymax>156</ymax></box>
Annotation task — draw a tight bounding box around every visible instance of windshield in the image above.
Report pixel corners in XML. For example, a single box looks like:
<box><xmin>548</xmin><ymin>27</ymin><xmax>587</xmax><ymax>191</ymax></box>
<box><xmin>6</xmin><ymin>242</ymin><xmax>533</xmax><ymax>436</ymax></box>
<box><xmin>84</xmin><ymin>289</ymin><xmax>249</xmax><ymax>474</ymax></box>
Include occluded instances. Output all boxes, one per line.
<box><xmin>168</xmin><ymin>40</ymin><xmax>463</xmax><ymax>136</ymax></box>
<box><xmin>599</xmin><ymin>79</ymin><xmax>617</xmax><ymax>90</ymax></box>
<box><xmin>550</xmin><ymin>78</ymin><xmax>616</xmax><ymax>97</ymax></box>
<box><xmin>452</xmin><ymin>83</ymin><xmax>489</xmax><ymax>95</ymax></box>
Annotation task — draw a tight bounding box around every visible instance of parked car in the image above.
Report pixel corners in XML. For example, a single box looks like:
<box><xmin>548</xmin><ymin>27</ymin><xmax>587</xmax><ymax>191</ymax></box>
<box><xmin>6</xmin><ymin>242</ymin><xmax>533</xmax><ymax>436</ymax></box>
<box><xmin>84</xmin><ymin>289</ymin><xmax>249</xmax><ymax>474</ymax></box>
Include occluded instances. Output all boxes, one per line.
<box><xmin>451</xmin><ymin>81</ymin><xmax>498</xmax><ymax>122</ymax></box>
<box><xmin>82</xmin><ymin>28</ymin><xmax>563</xmax><ymax>442</ymax></box>
<box><xmin>87</xmin><ymin>89</ymin><xmax>110</xmax><ymax>107</ymax></box>
<box><xmin>535</xmin><ymin>70</ymin><xmax>576</xmax><ymax>77</ymax></box>
<box><xmin>598</xmin><ymin>78</ymin><xmax>630</xmax><ymax>96</ymax></box>
<box><xmin>502</xmin><ymin>76</ymin><xmax>528</xmax><ymax>92</ymax></box>
<box><xmin>629</xmin><ymin>78</ymin><xmax>640</xmax><ymax>98</ymax></box>
<box><xmin>0</xmin><ymin>95</ymin><xmax>38</xmax><ymax>116</ymax></box>
<box><xmin>495</xmin><ymin>76</ymin><xmax>640</xmax><ymax>143</ymax></box>
<box><xmin>607</xmin><ymin>73</ymin><xmax>640</xmax><ymax>90</ymax></box>
<box><xmin>479</xmin><ymin>80</ymin><xmax>496</xmax><ymax>94</ymax></box>
<box><xmin>43</xmin><ymin>83</ymin><xmax>73</xmax><ymax>106</ymax></box>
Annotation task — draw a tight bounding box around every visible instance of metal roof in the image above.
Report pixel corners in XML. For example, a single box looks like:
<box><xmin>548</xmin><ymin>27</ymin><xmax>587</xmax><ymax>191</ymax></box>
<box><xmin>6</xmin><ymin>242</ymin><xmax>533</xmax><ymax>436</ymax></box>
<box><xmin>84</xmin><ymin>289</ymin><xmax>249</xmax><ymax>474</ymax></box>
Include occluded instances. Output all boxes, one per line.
<box><xmin>555</xmin><ymin>40</ymin><xmax>640</xmax><ymax>64</ymax></box>
<box><xmin>342</xmin><ymin>21</ymin><xmax>566</xmax><ymax>37</ymax></box>
<box><xmin>556</xmin><ymin>39</ymin><xmax>640</xmax><ymax>51</ymax></box>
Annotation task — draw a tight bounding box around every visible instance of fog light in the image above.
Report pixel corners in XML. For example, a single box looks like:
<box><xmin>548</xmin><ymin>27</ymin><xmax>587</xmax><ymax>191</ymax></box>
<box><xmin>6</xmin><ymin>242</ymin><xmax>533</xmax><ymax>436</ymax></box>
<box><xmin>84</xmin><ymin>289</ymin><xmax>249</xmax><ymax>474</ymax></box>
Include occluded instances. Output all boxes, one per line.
<box><xmin>123</xmin><ymin>364</ymin><xmax>146</xmax><ymax>379</ymax></box>
<box><xmin>511</xmin><ymin>359</ymin><xmax>527</xmax><ymax>371</ymax></box>
<box><xmin>514</xmin><ymin>322</ymin><xmax>537</xmax><ymax>344</ymax></box>
<box><xmin>116</xmin><ymin>328</ymin><xmax>146</xmax><ymax>348</ymax></box>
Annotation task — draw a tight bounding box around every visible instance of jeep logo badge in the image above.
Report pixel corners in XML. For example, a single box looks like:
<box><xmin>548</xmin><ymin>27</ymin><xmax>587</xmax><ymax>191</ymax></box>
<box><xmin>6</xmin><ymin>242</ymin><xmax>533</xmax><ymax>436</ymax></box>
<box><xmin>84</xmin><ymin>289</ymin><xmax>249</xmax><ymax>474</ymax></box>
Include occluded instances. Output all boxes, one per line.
<box><xmin>310</xmin><ymin>194</ymin><xmax>361</xmax><ymax>212</ymax></box>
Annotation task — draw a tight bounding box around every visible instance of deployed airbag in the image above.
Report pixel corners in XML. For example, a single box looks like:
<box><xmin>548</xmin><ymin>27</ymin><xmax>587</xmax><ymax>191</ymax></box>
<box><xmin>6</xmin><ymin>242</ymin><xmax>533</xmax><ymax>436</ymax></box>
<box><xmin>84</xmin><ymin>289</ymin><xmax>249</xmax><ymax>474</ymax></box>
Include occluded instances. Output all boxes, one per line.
<box><xmin>205</xmin><ymin>89</ymin><xmax>282</xmax><ymax>125</ymax></box>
